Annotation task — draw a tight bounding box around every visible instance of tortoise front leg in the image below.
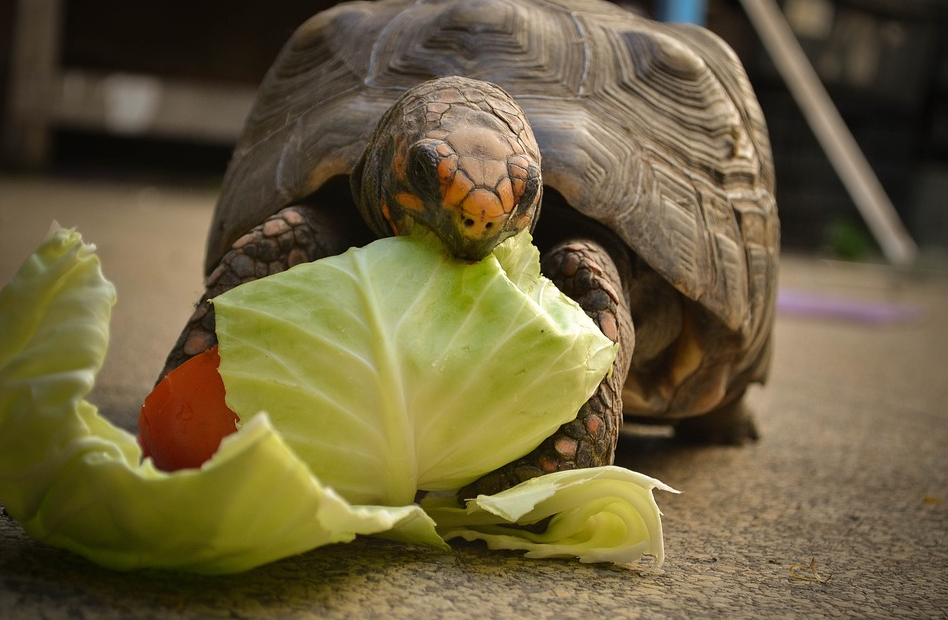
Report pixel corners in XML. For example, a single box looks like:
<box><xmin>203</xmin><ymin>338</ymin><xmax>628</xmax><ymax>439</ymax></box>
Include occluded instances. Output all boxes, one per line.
<box><xmin>158</xmin><ymin>204</ymin><xmax>367</xmax><ymax>380</ymax></box>
<box><xmin>459</xmin><ymin>239</ymin><xmax>634</xmax><ymax>498</ymax></box>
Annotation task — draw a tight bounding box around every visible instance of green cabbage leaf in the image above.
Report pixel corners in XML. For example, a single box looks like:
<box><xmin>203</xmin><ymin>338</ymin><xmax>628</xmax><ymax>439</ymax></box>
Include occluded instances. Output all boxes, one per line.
<box><xmin>422</xmin><ymin>466</ymin><xmax>677</xmax><ymax>566</ymax></box>
<box><xmin>213</xmin><ymin>229</ymin><xmax>617</xmax><ymax>506</ymax></box>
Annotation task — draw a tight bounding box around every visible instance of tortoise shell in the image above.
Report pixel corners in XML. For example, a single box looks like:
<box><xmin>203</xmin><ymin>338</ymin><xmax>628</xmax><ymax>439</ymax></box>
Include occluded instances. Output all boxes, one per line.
<box><xmin>206</xmin><ymin>0</ymin><xmax>778</xmax><ymax>345</ymax></box>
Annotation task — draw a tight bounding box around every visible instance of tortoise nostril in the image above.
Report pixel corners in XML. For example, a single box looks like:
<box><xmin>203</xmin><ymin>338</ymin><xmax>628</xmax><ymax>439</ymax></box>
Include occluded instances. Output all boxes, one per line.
<box><xmin>484</xmin><ymin>221</ymin><xmax>494</xmax><ymax>229</ymax></box>
<box><xmin>463</xmin><ymin>218</ymin><xmax>475</xmax><ymax>228</ymax></box>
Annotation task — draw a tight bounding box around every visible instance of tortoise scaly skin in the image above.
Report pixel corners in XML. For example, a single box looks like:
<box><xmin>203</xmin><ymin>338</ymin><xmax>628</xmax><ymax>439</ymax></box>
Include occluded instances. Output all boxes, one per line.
<box><xmin>161</xmin><ymin>0</ymin><xmax>779</xmax><ymax>499</ymax></box>
<box><xmin>160</xmin><ymin>203</ymin><xmax>370</xmax><ymax>374</ymax></box>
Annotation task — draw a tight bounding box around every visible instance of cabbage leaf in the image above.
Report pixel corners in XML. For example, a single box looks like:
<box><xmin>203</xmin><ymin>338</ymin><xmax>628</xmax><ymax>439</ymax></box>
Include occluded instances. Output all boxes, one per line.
<box><xmin>422</xmin><ymin>466</ymin><xmax>678</xmax><ymax>566</ymax></box>
<box><xmin>213</xmin><ymin>230</ymin><xmax>617</xmax><ymax>506</ymax></box>
<box><xmin>0</xmin><ymin>226</ymin><xmax>444</xmax><ymax>574</ymax></box>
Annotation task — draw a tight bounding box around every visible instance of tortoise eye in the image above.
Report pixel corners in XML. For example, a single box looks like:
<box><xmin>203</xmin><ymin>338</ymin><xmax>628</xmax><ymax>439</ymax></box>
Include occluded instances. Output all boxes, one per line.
<box><xmin>406</xmin><ymin>141</ymin><xmax>441</xmax><ymax>197</ymax></box>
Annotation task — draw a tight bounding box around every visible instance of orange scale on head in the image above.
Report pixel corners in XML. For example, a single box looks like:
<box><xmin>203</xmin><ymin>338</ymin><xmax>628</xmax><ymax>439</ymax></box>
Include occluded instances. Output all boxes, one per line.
<box><xmin>393</xmin><ymin>137</ymin><xmax>409</xmax><ymax>178</ymax></box>
<box><xmin>442</xmin><ymin>171</ymin><xmax>475</xmax><ymax>208</ymax></box>
<box><xmin>462</xmin><ymin>189</ymin><xmax>506</xmax><ymax>221</ymax></box>
<box><xmin>380</xmin><ymin>198</ymin><xmax>399</xmax><ymax>235</ymax></box>
<box><xmin>396</xmin><ymin>192</ymin><xmax>425</xmax><ymax>212</ymax></box>
<box><xmin>495</xmin><ymin>177</ymin><xmax>514</xmax><ymax>214</ymax></box>
<box><xmin>437</xmin><ymin>156</ymin><xmax>458</xmax><ymax>185</ymax></box>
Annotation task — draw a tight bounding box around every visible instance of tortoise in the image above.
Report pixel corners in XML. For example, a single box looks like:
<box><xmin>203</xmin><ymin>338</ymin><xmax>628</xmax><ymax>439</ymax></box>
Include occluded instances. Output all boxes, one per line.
<box><xmin>161</xmin><ymin>0</ymin><xmax>779</xmax><ymax>496</ymax></box>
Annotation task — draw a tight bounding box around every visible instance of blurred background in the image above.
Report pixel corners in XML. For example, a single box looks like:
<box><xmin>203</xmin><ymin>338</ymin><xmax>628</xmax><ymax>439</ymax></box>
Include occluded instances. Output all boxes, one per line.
<box><xmin>1</xmin><ymin>0</ymin><xmax>946</xmax><ymax>264</ymax></box>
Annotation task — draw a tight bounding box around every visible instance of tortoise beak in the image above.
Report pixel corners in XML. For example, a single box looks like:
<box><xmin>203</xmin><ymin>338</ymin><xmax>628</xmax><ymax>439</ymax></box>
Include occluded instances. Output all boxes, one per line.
<box><xmin>449</xmin><ymin>231</ymin><xmax>511</xmax><ymax>262</ymax></box>
<box><xmin>442</xmin><ymin>210</ymin><xmax>540</xmax><ymax>262</ymax></box>
<box><xmin>417</xmin><ymin>215</ymin><xmax>508</xmax><ymax>262</ymax></box>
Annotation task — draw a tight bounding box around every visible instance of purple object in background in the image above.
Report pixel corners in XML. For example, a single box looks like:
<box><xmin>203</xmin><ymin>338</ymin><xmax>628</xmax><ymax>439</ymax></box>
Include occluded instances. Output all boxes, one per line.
<box><xmin>777</xmin><ymin>289</ymin><xmax>923</xmax><ymax>324</ymax></box>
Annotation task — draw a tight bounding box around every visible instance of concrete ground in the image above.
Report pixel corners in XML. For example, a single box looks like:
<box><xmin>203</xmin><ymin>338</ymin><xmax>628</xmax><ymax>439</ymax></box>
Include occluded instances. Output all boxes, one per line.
<box><xmin>0</xmin><ymin>175</ymin><xmax>946</xmax><ymax>619</ymax></box>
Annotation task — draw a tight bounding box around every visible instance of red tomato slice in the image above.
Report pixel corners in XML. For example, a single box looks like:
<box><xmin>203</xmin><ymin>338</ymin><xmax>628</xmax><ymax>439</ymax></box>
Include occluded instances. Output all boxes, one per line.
<box><xmin>138</xmin><ymin>346</ymin><xmax>239</xmax><ymax>471</ymax></box>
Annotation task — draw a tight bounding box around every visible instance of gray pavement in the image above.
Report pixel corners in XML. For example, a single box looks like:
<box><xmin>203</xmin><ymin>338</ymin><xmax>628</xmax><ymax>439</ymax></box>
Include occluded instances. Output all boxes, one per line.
<box><xmin>1</xmin><ymin>175</ymin><xmax>946</xmax><ymax>619</ymax></box>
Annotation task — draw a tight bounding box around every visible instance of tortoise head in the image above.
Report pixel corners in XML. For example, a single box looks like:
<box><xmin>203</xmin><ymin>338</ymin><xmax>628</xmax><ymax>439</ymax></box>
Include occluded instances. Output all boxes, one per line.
<box><xmin>352</xmin><ymin>76</ymin><xmax>542</xmax><ymax>261</ymax></box>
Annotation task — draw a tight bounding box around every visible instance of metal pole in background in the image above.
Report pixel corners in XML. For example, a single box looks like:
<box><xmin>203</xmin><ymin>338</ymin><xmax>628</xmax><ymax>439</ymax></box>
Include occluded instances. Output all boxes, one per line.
<box><xmin>737</xmin><ymin>0</ymin><xmax>919</xmax><ymax>266</ymax></box>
